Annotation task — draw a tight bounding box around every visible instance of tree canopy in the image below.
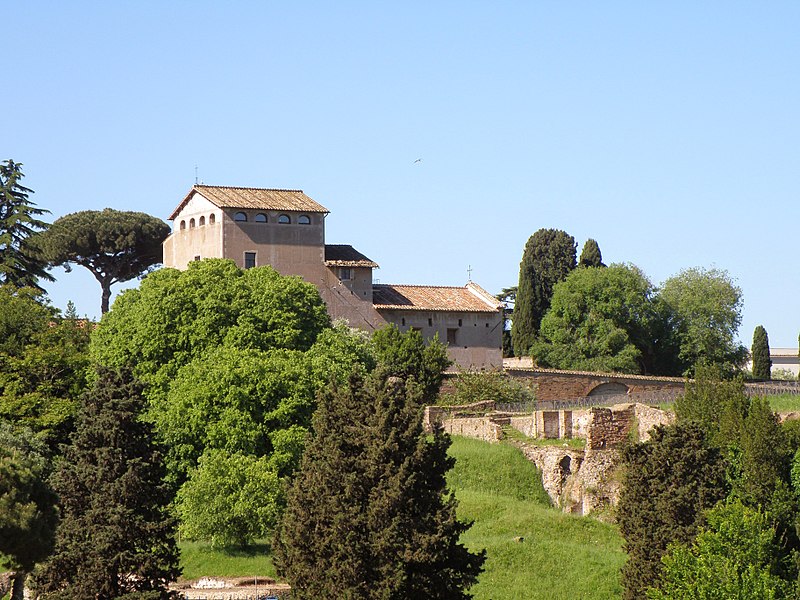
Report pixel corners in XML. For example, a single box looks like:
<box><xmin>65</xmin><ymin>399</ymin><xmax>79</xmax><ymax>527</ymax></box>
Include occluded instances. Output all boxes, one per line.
<box><xmin>511</xmin><ymin>228</ymin><xmax>576</xmax><ymax>356</ymax></box>
<box><xmin>90</xmin><ymin>259</ymin><xmax>339</xmax><ymax>546</ymax></box>
<box><xmin>90</xmin><ymin>259</ymin><xmax>330</xmax><ymax>400</ymax></box>
<box><xmin>0</xmin><ymin>287</ymin><xmax>92</xmax><ymax>453</ymax></box>
<box><xmin>648</xmin><ymin>500</ymin><xmax>792</xmax><ymax>600</ymax></box>
<box><xmin>0</xmin><ymin>160</ymin><xmax>52</xmax><ymax>290</ymax></box>
<box><xmin>531</xmin><ymin>264</ymin><xmax>658</xmax><ymax>374</ymax></box>
<box><xmin>660</xmin><ymin>267</ymin><xmax>746</xmax><ymax>374</ymax></box>
<box><xmin>29</xmin><ymin>208</ymin><xmax>171</xmax><ymax>313</ymax></box>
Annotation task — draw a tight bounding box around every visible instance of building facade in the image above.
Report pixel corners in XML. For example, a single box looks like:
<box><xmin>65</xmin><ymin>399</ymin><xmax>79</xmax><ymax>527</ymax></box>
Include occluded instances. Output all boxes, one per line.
<box><xmin>162</xmin><ymin>185</ymin><xmax>503</xmax><ymax>368</ymax></box>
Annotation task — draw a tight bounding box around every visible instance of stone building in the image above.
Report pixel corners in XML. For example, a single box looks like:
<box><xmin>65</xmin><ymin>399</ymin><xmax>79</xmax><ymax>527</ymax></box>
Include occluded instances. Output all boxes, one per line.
<box><xmin>162</xmin><ymin>185</ymin><xmax>503</xmax><ymax>368</ymax></box>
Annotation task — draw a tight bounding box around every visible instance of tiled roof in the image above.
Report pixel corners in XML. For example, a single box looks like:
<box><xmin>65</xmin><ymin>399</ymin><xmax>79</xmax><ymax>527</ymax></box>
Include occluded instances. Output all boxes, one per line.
<box><xmin>324</xmin><ymin>245</ymin><xmax>379</xmax><ymax>268</ymax></box>
<box><xmin>373</xmin><ymin>282</ymin><xmax>503</xmax><ymax>313</ymax></box>
<box><xmin>169</xmin><ymin>185</ymin><xmax>329</xmax><ymax>220</ymax></box>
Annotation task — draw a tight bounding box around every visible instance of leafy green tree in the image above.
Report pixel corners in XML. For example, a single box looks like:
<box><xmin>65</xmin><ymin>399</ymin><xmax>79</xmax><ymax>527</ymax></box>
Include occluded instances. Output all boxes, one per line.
<box><xmin>618</xmin><ymin>423</ymin><xmax>728</xmax><ymax>600</ymax></box>
<box><xmin>90</xmin><ymin>262</ymin><xmax>369</xmax><ymax>546</ymax></box>
<box><xmin>752</xmin><ymin>325</ymin><xmax>772</xmax><ymax>380</ymax></box>
<box><xmin>648</xmin><ymin>500</ymin><xmax>792</xmax><ymax>600</ymax></box>
<box><xmin>151</xmin><ymin>346</ymin><xmax>316</xmax><ymax>487</ymax></box>
<box><xmin>0</xmin><ymin>287</ymin><xmax>92</xmax><ymax>453</ymax></box>
<box><xmin>274</xmin><ymin>369</ymin><xmax>484</xmax><ymax>599</ymax></box>
<box><xmin>659</xmin><ymin>267</ymin><xmax>747</xmax><ymax>374</ymax></box>
<box><xmin>90</xmin><ymin>259</ymin><xmax>330</xmax><ymax>403</ymax></box>
<box><xmin>0</xmin><ymin>285</ymin><xmax>55</xmax><ymax>356</ymax></box>
<box><xmin>371</xmin><ymin>324</ymin><xmax>450</xmax><ymax>404</ymax></box>
<box><xmin>176</xmin><ymin>450</ymin><xmax>283</xmax><ymax>548</ymax></box>
<box><xmin>511</xmin><ymin>228</ymin><xmax>576</xmax><ymax>356</ymax></box>
<box><xmin>578</xmin><ymin>238</ymin><xmax>604</xmax><ymax>268</ymax></box>
<box><xmin>29</xmin><ymin>208</ymin><xmax>171</xmax><ymax>313</ymax></box>
<box><xmin>34</xmin><ymin>368</ymin><xmax>180</xmax><ymax>600</ymax></box>
<box><xmin>0</xmin><ymin>160</ymin><xmax>53</xmax><ymax>290</ymax></box>
<box><xmin>530</xmin><ymin>264</ymin><xmax>658</xmax><ymax>374</ymax></box>
<box><xmin>0</xmin><ymin>430</ymin><xmax>58</xmax><ymax>600</ymax></box>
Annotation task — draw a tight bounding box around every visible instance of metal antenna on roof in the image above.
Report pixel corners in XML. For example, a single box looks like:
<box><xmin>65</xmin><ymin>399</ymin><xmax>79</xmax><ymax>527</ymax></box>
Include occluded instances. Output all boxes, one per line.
<box><xmin>467</xmin><ymin>265</ymin><xmax>473</xmax><ymax>281</ymax></box>
<box><xmin>195</xmin><ymin>165</ymin><xmax>199</xmax><ymax>185</ymax></box>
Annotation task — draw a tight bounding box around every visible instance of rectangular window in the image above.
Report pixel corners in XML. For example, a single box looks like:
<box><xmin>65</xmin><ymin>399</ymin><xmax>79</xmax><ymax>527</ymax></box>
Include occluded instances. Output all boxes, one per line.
<box><xmin>194</xmin><ymin>255</ymin><xmax>201</xmax><ymax>262</ymax></box>
<box><xmin>447</xmin><ymin>328</ymin><xmax>458</xmax><ymax>345</ymax></box>
<box><xmin>339</xmin><ymin>268</ymin><xmax>352</xmax><ymax>281</ymax></box>
<box><xmin>244</xmin><ymin>252</ymin><xmax>256</xmax><ymax>269</ymax></box>
<box><xmin>428</xmin><ymin>318</ymin><xmax>433</xmax><ymax>327</ymax></box>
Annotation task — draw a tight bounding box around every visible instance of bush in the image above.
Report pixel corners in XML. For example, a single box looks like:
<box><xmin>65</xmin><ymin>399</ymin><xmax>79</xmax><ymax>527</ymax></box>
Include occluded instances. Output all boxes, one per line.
<box><xmin>439</xmin><ymin>370</ymin><xmax>535</xmax><ymax>407</ymax></box>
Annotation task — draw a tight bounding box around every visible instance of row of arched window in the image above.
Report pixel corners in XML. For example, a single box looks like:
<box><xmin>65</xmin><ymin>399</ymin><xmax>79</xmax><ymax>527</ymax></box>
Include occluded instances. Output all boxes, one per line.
<box><xmin>234</xmin><ymin>212</ymin><xmax>312</xmax><ymax>225</ymax></box>
<box><xmin>180</xmin><ymin>213</ymin><xmax>216</xmax><ymax>230</ymax></box>
<box><xmin>179</xmin><ymin>212</ymin><xmax>313</xmax><ymax>230</ymax></box>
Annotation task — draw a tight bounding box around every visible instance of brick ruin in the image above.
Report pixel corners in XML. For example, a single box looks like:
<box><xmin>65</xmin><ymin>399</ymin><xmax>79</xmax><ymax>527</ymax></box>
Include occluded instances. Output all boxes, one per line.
<box><xmin>426</xmin><ymin>401</ymin><xmax>675</xmax><ymax>516</ymax></box>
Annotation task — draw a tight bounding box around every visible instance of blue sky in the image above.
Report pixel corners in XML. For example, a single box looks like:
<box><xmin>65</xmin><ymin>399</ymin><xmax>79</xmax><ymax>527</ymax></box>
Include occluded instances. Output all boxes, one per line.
<box><xmin>6</xmin><ymin>2</ymin><xmax>799</xmax><ymax>347</ymax></box>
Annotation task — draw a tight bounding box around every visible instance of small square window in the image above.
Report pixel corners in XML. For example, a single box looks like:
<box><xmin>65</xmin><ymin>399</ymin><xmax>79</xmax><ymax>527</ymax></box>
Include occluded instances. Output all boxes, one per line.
<box><xmin>339</xmin><ymin>268</ymin><xmax>352</xmax><ymax>281</ymax></box>
<box><xmin>244</xmin><ymin>252</ymin><xmax>256</xmax><ymax>269</ymax></box>
<box><xmin>194</xmin><ymin>255</ymin><xmax>201</xmax><ymax>262</ymax></box>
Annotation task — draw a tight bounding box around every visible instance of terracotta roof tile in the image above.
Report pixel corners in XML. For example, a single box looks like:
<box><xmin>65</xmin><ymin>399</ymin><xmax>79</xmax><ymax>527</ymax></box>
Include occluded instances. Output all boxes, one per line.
<box><xmin>169</xmin><ymin>185</ymin><xmax>328</xmax><ymax>220</ymax></box>
<box><xmin>373</xmin><ymin>283</ymin><xmax>502</xmax><ymax>313</ymax></box>
<box><xmin>324</xmin><ymin>244</ymin><xmax>379</xmax><ymax>268</ymax></box>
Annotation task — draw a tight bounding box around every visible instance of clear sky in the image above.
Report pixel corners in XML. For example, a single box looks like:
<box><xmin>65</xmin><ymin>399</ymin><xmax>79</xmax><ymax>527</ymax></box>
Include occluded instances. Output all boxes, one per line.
<box><xmin>6</xmin><ymin>2</ymin><xmax>799</xmax><ymax>347</ymax></box>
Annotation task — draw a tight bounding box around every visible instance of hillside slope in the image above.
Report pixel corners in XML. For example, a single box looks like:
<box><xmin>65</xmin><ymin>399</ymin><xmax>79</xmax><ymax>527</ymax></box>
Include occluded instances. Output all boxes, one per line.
<box><xmin>448</xmin><ymin>436</ymin><xmax>625</xmax><ymax>599</ymax></box>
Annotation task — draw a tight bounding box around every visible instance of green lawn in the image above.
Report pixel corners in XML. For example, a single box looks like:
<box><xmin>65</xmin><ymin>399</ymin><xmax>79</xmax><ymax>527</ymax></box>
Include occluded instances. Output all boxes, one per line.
<box><xmin>448</xmin><ymin>436</ymin><xmax>625</xmax><ymax>599</ymax></box>
<box><xmin>175</xmin><ymin>436</ymin><xmax>626</xmax><ymax>598</ymax></box>
<box><xmin>178</xmin><ymin>539</ymin><xmax>277</xmax><ymax>581</ymax></box>
<box><xmin>769</xmin><ymin>393</ymin><xmax>800</xmax><ymax>413</ymax></box>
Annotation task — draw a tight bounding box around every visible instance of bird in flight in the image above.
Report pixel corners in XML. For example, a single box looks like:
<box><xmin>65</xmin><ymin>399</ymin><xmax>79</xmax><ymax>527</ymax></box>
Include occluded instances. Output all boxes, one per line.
<box><xmin>414</xmin><ymin>158</ymin><xmax>422</xmax><ymax>164</ymax></box>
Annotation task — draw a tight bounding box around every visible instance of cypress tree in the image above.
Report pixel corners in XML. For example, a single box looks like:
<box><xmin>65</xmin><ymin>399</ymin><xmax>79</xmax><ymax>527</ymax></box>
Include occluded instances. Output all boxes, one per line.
<box><xmin>274</xmin><ymin>368</ymin><xmax>484</xmax><ymax>598</ymax></box>
<box><xmin>617</xmin><ymin>423</ymin><xmax>728</xmax><ymax>600</ymax></box>
<box><xmin>752</xmin><ymin>325</ymin><xmax>771</xmax><ymax>380</ymax></box>
<box><xmin>578</xmin><ymin>238</ymin><xmax>604</xmax><ymax>267</ymax></box>
<box><xmin>511</xmin><ymin>228</ymin><xmax>576</xmax><ymax>356</ymax></box>
<box><xmin>34</xmin><ymin>367</ymin><xmax>180</xmax><ymax>600</ymax></box>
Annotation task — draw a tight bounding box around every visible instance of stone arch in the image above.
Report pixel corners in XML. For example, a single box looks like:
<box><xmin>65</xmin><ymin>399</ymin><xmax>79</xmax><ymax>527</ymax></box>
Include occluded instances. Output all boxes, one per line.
<box><xmin>587</xmin><ymin>382</ymin><xmax>628</xmax><ymax>397</ymax></box>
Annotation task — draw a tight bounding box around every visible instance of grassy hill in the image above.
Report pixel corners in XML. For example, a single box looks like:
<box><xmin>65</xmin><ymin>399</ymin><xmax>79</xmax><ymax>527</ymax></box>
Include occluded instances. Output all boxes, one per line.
<box><xmin>175</xmin><ymin>435</ymin><xmax>626</xmax><ymax>598</ymax></box>
<box><xmin>448</xmin><ymin>436</ymin><xmax>625</xmax><ymax>599</ymax></box>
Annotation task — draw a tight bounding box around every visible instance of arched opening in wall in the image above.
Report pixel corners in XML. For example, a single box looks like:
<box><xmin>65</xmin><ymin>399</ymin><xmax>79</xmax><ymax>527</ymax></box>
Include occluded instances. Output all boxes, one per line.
<box><xmin>298</xmin><ymin>215</ymin><xmax>311</xmax><ymax>224</ymax></box>
<box><xmin>559</xmin><ymin>455</ymin><xmax>572</xmax><ymax>489</ymax></box>
<box><xmin>587</xmin><ymin>382</ymin><xmax>629</xmax><ymax>397</ymax></box>
<box><xmin>255</xmin><ymin>213</ymin><xmax>267</xmax><ymax>223</ymax></box>
<box><xmin>559</xmin><ymin>455</ymin><xmax>572</xmax><ymax>476</ymax></box>
<box><xmin>179</xmin><ymin>220</ymin><xmax>186</xmax><ymax>230</ymax></box>
<box><xmin>199</xmin><ymin>216</ymin><xmax>205</xmax><ymax>226</ymax></box>
<box><xmin>209</xmin><ymin>213</ymin><xmax>216</xmax><ymax>224</ymax></box>
<box><xmin>189</xmin><ymin>218</ymin><xmax>195</xmax><ymax>228</ymax></box>
<box><xmin>278</xmin><ymin>214</ymin><xmax>291</xmax><ymax>224</ymax></box>
<box><xmin>234</xmin><ymin>212</ymin><xmax>247</xmax><ymax>222</ymax></box>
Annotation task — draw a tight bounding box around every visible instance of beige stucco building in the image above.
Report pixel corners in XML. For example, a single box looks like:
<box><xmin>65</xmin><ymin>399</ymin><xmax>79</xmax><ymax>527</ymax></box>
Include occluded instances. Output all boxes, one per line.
<box><xmin>162</xmin><ymin>185</ymin><xmax>503</xmax><ymax>368</ymax></box>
